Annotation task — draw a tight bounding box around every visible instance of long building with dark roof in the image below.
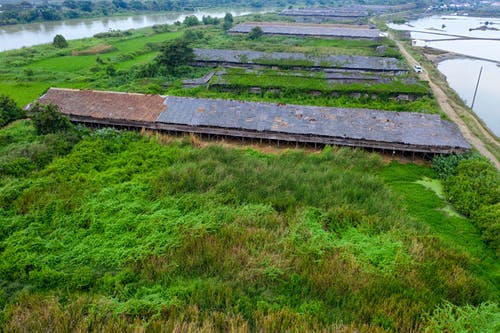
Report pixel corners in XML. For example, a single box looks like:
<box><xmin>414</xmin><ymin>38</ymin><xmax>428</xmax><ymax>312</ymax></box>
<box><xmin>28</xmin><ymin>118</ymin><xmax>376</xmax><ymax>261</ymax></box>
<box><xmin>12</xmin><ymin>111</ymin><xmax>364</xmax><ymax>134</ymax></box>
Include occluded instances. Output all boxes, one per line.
<box><xmin>193</xmin><ymin>49</ymin><xmax>407</xmax><ymax>73</ymax></box>
<box><xmin>36</xmin><ymin>88</ymin><xmax>470</xmax><ymax>154</ymax></box>
<box><xmin>229</xmin><ymin>22</ymin><xmax>385</xmax><ymax>40</ymax></box>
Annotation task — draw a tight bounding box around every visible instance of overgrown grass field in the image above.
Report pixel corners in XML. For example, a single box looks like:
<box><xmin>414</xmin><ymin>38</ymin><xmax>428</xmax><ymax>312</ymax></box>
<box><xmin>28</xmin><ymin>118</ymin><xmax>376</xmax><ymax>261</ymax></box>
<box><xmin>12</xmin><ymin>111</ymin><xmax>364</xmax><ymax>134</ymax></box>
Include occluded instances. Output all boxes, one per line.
<box><xmin>0</xmin><ymin>121</ymin><xmax>498</xmax><ymax>331</ymax></box>
<box><xmin>0</xmin><ymin>22</ymin><xmax>408</xmax><ymax>109</ymax></box>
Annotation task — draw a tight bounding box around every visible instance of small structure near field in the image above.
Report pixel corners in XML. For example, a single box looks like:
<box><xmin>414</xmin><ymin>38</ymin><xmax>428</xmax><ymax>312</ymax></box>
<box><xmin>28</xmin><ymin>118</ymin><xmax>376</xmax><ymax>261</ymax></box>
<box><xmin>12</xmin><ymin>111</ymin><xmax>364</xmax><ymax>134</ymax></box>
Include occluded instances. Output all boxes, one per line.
<box><xmin>280</xmin><ymin>5</ymin><xmax>409</xmax><ymax>23</ymax></box>
<box><xmin>36</xmin><ymin>88</ymin><xmax>470</xmax><ymax>155</ymax></box>
<box><xmin>229</xmin><ymin>22</ymin><xmax>384</xmax><ymax>40</ymax></box>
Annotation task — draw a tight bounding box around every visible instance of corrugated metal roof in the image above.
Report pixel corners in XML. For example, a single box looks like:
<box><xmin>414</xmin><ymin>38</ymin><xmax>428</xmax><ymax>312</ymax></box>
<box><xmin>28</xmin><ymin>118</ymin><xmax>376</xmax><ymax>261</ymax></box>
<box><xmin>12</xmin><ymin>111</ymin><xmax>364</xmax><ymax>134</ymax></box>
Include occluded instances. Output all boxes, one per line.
<box><xmin>157</xmin><ymin>96</ymin><xmax>469</xmax><ymax>149</ymax></box>
<box><xmin>35</xmin><ymin>89</ymin><xmax>470</xmax><ymax>151</ymax></box>
<box><xmin>194</xmin><ymin>49</ymin><xmax>406</xmax><ymax>71</ymax></box>
<box><xmin>38</xmin><ymin>88</ymin><xmax>166</xmax><ymax>122</ymax></box>
<box><xmin>229</xmin><ymin>22</ymin><xmax>382</xmax><ymax>38</ymax></box>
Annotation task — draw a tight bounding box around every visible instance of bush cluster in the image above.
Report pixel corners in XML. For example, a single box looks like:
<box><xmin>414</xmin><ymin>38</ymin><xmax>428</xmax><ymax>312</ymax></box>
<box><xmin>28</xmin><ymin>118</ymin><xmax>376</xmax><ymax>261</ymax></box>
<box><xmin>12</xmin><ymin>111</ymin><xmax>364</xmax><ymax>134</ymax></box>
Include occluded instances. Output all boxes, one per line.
<box><xmin>0</xmin><ymin>124</ymin><xmax>497</xmax><ymax>331</ymax></box>
<box><xmin>433</xmin><ymin>154</ymin><xmax>500</xmax><ymax>255</ymax></box>
<box><xmin>0</xmin><ymin>95</ymin><xmax>25</xmax><ymax>127</ymax></box>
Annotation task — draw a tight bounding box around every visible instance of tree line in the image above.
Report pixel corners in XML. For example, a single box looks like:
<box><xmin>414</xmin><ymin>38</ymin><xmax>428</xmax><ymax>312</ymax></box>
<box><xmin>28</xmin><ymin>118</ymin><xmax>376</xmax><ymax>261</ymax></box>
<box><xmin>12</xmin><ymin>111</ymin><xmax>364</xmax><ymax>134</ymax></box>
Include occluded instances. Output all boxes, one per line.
<box><xmin>0</xmin><ymin>0</ymin><xmax>275</xmax><ymax>26</ymax></box>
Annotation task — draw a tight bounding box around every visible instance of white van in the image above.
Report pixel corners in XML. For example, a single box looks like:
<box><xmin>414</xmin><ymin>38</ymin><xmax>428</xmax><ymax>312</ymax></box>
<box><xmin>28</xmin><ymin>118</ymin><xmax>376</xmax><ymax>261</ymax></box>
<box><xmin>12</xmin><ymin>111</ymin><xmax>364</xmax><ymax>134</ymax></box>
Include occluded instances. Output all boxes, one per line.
<box><xmin>413</xmin><ymin>64</ymin><xmax>423</xmax><ymax>73</ymax></box>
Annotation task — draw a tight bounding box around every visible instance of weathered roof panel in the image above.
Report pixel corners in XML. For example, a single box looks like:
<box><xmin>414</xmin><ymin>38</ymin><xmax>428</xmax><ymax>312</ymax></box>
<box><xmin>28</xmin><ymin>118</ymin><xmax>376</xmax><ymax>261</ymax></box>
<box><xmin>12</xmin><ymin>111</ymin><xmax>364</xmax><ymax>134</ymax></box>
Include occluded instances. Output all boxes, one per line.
<box><xmin>35</xmin><ymin>88</ymin><xmax>470</xmax><ymax>152</ymax></box>
<box><xmin>157</xmin><ymin>96</ymin><xmax>470</xmax><ymax>149</ymax></box>
<box><xmin>38</xmin><ymin>88</ymin><xmax>166</xmax><ymax>122</ymax></box>
<box><xmin>194</xmin><ymin>49</ymin><xmax>406</xmax><ymax>71</ymax></box>
<box><xmin>229</xmin><ymin>22</ymin><xmax>382</xmax><ymax>38</ymax></box>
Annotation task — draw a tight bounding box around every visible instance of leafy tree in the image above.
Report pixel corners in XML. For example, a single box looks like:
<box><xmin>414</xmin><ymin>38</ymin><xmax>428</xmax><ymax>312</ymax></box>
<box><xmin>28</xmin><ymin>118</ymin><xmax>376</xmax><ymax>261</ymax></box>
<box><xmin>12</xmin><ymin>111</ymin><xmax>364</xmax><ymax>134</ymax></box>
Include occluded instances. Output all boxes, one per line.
<box><xmin>53</xmin><ymin>34</ymin><xmax>68</xmax><ymax>48</ymax></box>
<box><xmin>183</xmin><ymin>15</ymin><xmax>199</xmax><ymax>27</ymax></box>
<box><xmin>40</xmin><ymin>7</ymin><xmax>61</xmax><ymax>21</ymax></box>
<box><xmin>432</xmin><ymin>153</ymin><xmax>472</xmax><ymax>179</ymax></box>
<box><xmin>106</xmin><ymin>65</ymin><xmax>117</xmax><ymax>76</ymax></box>
<box><xmin>224</xmin><ymin>12</ymin><xmax>234</xmax><ymax>24</ymax></box>
<box><xmin>62</xmin><ymin>0</ymin><xmax>78</xmax><ymax>9</ymax></box>
<box><xmin>248</xmin><ymin>26</ymin><xmax>264</xmax><ymax>40</ymax></box>
<box><xmin>183</xmin><ymin>29</ymin><xmax>204</xmax><ymax>43</ymax></box>
<box><xmin>223</xmin><ymin>12</ymin><xmax>233</xmax><ymax>31</ymax></box>
<box><xmin>155</xmin><ymin>37</ymin><xmax>194</xmax><ymax>74</ymax></box>
<box><xmin>112</xmin><ymin>0</ymin><xmax>128</xmax><ymax>9</ymax></box>
<box><xmin>0</xmin><ymin>95</ymin><xmax>25</xmax><ymax>127</ymax></box>
<box><xmin>202</xmin><ymin>15</ymin><xmax>219</xmax><ymax>25</ymax></box>
<box><xmin>129</xmin><ymin>0</ymin><xmax>146</xmax><ymax>10</ymax></box>
<box><xmin>79</xmin><ymin>1</ymin><xmax>94</xmax><ymax>12</ymax></box>
<box><xmin>473</xmin><ymin>203</ymin><xmax>500</xmax><ymax>254</ymax></box>
<box><xmin>29</xmin><ymin>103</ymin><xmax>73</xmax><ymax>135</ymax></box>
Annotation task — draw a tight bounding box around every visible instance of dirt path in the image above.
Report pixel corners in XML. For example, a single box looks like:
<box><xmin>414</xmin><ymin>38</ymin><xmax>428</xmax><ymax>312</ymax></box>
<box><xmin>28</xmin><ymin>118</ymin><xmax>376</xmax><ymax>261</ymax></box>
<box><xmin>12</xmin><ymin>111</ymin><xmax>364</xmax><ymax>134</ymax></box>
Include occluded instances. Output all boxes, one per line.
<box><xmin>392</xmin><ymin>38</ymin><xmax>500</xmax><ymax>170</ymax></box>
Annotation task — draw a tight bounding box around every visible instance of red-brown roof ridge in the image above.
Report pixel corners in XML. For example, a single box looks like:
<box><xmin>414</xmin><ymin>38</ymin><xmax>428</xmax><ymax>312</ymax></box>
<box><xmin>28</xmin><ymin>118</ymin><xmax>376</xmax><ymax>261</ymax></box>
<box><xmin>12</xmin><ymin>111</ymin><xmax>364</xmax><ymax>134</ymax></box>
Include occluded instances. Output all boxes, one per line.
<box><xmin>39</xmin><ymin>88</ymin><xmax>167</xmax><ymax>122</ymax></box>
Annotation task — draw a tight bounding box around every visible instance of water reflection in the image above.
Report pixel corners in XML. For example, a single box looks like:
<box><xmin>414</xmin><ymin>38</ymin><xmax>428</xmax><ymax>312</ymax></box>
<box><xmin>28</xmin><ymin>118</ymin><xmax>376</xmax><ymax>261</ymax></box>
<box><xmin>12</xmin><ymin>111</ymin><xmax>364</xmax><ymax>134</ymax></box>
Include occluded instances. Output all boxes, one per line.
<box><xmin>427</xmin><ymin>40</ymin><xmax>500</xmax><ymax>61</ymax></box>
<box><xmin>0</xmin><ymin>9</ymin><xmax>268</xmax><ymax>52</ymax></box>
<box><xmin>438</xmin><ymin>59</ymin><xmax>500</xmax><ymax>136</ymax></box>
<box><xmin>391</xmin><ymin>15</ymin><xmax>500</xmax><ymax>136</ymax></box>
<box><xmin>389</xmin><ymin>15</ymin><xmax>500</xmax><ymax>40</ymax></box>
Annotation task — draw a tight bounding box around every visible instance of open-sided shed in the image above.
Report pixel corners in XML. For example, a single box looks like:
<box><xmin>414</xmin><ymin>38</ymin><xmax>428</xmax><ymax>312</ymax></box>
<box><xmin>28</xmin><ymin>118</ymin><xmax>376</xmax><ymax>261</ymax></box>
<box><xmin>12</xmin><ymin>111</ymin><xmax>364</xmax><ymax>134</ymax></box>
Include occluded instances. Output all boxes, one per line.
<box><xmin>193</xmin><ymin>49</ymin><xmax>407</xmax><ymax>72</ymax></box>
<box><xmin>35</xmin><ymin>88</ymin><xmax>470</xmax><ymax>155</ymax></box>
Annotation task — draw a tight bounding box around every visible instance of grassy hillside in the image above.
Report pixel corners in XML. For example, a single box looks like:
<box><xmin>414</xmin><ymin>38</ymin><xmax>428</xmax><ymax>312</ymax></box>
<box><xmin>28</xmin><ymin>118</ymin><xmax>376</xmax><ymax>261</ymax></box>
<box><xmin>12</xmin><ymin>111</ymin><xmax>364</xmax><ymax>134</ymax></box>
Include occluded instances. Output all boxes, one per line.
<box><xmin>0</xmin><ymin>120</ymin><xmax>498</xmax><ymax>331</ymax></box>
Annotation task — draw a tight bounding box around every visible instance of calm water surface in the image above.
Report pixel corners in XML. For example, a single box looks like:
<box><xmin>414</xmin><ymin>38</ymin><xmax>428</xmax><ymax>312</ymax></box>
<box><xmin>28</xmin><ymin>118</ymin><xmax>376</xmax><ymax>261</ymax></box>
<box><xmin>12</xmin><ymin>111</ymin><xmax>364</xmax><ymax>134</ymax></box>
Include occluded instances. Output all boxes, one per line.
<box><xmin>391</xmin><ymin>16</ymin><xmax>500</xmax><ymax>136</ymax></box>
<box><xmin>438</xmin><ymin>59</ymin><xmax>500</xmax><ymax>135</ymax></box>
<box><xmin>0</xmin><ymin>9</ymin><xmax>268</xmax><ymax>52</ymax></box>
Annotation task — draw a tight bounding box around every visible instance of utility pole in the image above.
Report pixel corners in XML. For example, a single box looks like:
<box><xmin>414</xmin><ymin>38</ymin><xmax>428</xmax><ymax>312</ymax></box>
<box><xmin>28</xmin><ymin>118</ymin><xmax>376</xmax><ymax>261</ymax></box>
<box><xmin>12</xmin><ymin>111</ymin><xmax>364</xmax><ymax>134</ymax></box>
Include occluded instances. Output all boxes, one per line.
<box><xmin>471</xmin><ymin>66</ymin><xmax>483</xmax><ymax>109</ymax></box>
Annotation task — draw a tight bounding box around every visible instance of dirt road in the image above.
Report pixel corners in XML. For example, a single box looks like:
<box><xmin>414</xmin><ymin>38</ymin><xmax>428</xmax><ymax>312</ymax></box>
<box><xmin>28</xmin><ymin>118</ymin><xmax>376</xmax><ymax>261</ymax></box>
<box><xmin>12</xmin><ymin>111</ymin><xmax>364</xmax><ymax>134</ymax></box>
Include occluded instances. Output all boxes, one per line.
<box><xmin>392</xmin><ymin>38</ymin><xmax>500</xmax><ymax>170</ymax></box>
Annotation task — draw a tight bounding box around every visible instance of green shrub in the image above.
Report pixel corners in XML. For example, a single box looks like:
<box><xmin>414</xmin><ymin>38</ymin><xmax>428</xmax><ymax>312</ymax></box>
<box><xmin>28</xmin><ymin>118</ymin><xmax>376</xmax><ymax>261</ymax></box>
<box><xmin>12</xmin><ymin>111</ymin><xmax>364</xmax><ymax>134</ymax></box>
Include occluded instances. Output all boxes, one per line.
<box><xmin>473</xmin><ymin>203</ymin><xmax>500</xmax><ymax>255</ymax></box>
<box><xmin>53</xmin><ymin>34</ymin><xmax>68</xmax><ymax>48</ymax></box>
<box><xmin>0</xmin><ymin>157</ymin><xmax>36</xmax><ymax>177</ymax></box>
<box><xmin>444</xmin><ymin>157</ymin><xmax>499</xmax><ymax>217</ymax></box>
<box><xmin>432</xmin><ymin>153</ymin><xmax>473</xmax><ymax>179</ymax></box>
<box><xmin>248</xmin><ymin>26</ymin><xmax>264</xmax><ymax>40</ymax></box>
<box><xmin>0</xmin><ymin>95</ymin><xmax>25</xmax><ymax>127</ymax></box>
<box><xmin>425</xmin><ymin>301</ymin><xmax>500</xmax><ymax>333</ymax></box>
<box><xmin>183</xmin><ymin>15</ymin><xmax>200</xmax><ymax>27</ymax></box>
<box><xmin>437</xmin><ymin>156</ymin><xmax>500</xmax><ymax>255</ymax></box>
<box><xmin>155</xmin><ymin>37</ymin><xmax>194</xmax><ymax>75</ymax></box>
<box><xmin>29</xmin><ymin>103</ymin><xmax>73</xmax><ymax>135</ymax></box>
<box><xmin>29</xmin><ymin>267</ymin><xmax>68</xmax><ymax>289</ymax></box>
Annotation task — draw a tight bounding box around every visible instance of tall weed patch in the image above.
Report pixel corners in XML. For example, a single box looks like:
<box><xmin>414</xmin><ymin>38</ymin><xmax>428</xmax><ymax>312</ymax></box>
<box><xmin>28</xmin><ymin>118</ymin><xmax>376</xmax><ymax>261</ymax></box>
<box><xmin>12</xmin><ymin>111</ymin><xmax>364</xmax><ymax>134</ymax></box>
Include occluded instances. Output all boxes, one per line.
<box><xmin>0</xmin><ymin>125</ymin><xmax>498</xmax><ymax>331</ymax></box>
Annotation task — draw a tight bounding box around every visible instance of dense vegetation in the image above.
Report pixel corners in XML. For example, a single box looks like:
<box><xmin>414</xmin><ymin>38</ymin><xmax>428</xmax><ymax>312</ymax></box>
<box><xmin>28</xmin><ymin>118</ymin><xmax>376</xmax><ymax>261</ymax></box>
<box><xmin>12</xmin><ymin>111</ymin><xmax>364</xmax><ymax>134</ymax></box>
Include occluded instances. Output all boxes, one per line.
<box><xmin>433</xmin><ymin>154</ymin><xmax>500</xmax><ymax>256</ymax></box>
<box><xmin>0</xmin><ymin>95</ymin><xmax>24</xmax><ymax>128</ymax></box>
<box><xmin>0</xmin><ymin>19</ymin><xmax>436</xmax><ymax>115</ymax></box>
<box><xmin>0</xmin><ymin>0</ymin><xmax>271</xmax><ymax>26</ymax></box>
<box><xmin>0</xmin><ymin>118</ymin><xmax>498</xmax><ymax>331</ymax></box>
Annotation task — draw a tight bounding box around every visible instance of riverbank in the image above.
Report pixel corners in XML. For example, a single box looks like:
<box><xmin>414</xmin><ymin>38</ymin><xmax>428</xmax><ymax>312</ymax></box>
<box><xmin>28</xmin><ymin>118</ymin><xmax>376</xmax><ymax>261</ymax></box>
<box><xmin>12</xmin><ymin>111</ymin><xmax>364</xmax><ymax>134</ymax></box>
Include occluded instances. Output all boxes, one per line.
<box><xmin>0</xmin><ymin>7</ymin><xmax>274</xmax><ymax>52</ymax></box>
<box><xmin>390</xmin><ymin>34</ymin><xmax>500</xmax><ymax>169</ymax></box>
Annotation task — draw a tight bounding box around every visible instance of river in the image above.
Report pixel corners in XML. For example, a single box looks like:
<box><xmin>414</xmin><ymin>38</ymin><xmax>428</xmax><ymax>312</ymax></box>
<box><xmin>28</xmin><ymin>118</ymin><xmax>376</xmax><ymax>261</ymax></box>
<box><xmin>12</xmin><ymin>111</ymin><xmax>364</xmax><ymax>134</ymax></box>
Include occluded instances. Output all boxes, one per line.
<box><xmin>389</xmin><ymin>15</ymin><xmax>500</xmax><ymax>136</ymax></box>
<box><xmin>0</xmin><ymin>8</ymin><xmax>268</xmax><ymax>52</ymax></box>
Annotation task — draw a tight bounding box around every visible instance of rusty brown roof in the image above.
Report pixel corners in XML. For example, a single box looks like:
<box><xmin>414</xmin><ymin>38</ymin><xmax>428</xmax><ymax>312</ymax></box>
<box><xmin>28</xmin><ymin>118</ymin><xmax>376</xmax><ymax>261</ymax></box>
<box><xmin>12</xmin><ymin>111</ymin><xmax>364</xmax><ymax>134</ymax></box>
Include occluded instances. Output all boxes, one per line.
<box><xmin>38</xmin><ymin>88</ymin><xmax>167</xmax><ymax>122</ymax></box>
